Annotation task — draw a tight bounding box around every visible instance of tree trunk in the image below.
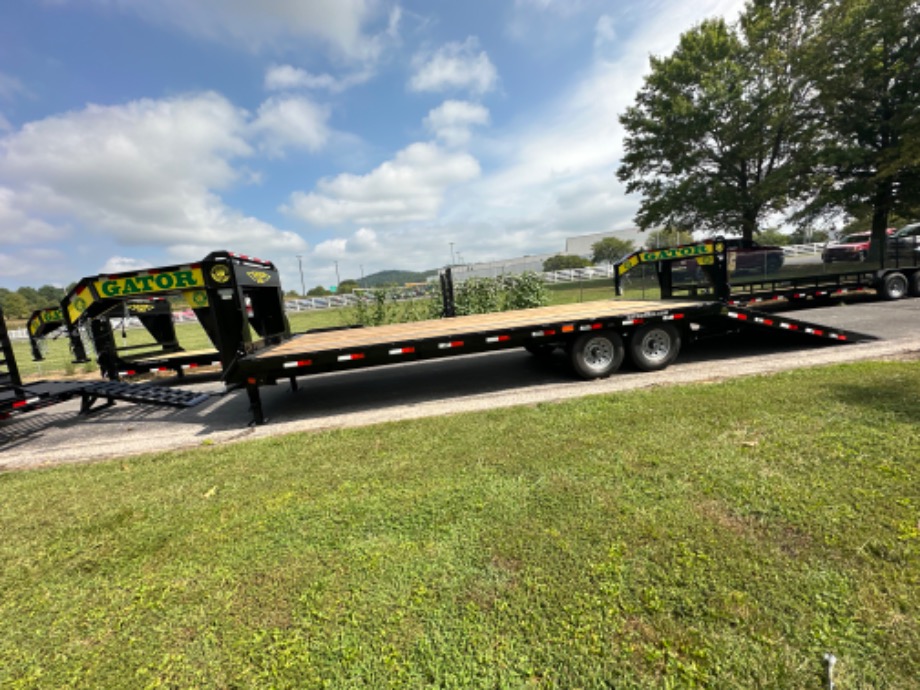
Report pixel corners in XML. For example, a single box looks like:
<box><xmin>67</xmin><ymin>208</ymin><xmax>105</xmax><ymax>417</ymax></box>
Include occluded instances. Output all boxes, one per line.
<box><xmin>869</xmin><ymin>179</ymin><xmax>893</xmax><ymax>263</ymax></box>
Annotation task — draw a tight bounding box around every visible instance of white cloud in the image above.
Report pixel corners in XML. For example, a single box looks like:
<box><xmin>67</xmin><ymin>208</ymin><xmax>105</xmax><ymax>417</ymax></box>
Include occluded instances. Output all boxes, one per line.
<box><xmin>264</xmin><ymin>64</ymin><xmax>373</xmax><ymax>93</ymax></box>
<box><xmin>0</xmin><ymin>113</ymin><xmax>11</xmax><ymax>132</ymax></box>
<box><xmin>314</xmin><ymin>227</ymin><xmax>381</xmax><ymax>260</ymax></box>
<box><xmin>285</xmin><ymin>142</ymin><xmax>480</xmax><ymax>226</ymax></box>
<box><xmin>409</xmin><ymin>38</ymin><xmax>499</xmax><ymax>95</ymax></box>
<box><xmin>99</xmin><ymin>255</ymin><xmax>154</xmax><ymax>274</ymax></box>
<box><xmin>0</xmin><ymin>92</ymin><xmax>307</xmax><ymax>258</ymax></box>
<box><xmin>0</xmin><ymin>187</ymin><xmax>68</xmax><ymax>244</ymax></box>
<box><xmin>73</xmin><ymin>0</ymin><xmax>391</xmax><ymax>61</ymax></box>
<box><xmin>594</xmin><ymin>15</ymin><xmax>617</xmax><ymax>52</ymax></box>
<box><xmin>0</xmin><ymin>72</ymin><xmax>26</xmax><ymax>101</ymax></box>
<box><xmin>251</xmin><ymin>96</ymin><xmax>331</xmax><ymax>156</ymax></box>
<box><xmin>424</xmin><ymin>100</ymin><xmax>489</xmax><ymax>147</ymax></box>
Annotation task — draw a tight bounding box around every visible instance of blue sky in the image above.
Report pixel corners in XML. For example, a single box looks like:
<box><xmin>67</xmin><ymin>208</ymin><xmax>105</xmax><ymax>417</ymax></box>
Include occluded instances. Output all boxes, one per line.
<box><xmin>0</xmin><ymin>0</ymin><xmax>746</xmax><ymax>292</ymax></box>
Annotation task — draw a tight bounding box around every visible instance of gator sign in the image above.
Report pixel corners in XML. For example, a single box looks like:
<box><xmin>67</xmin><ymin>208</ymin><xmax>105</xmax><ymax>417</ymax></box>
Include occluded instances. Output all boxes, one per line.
<box><xmin>66</xmin><ymin>284</ymin><xmax>96</xmax><ymax>323</ymax></box>
<box><xmin>28</xmin><ymin>308</ymin><xmax>63</xmax><ymax>336</ymax></box>
<box><xmin>94</xmin><ymin>267</ymin><xmax>205</xmax><ymax>299</ymax></box>
<box><xmin>617</xmin><ymin>242</ymin><xmax>718</xmax><ymax>276</ymax></box>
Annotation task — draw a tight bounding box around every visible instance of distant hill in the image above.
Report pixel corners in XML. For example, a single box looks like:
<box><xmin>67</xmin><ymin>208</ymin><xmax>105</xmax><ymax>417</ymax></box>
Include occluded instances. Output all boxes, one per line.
<box><xmin>357</xmin><ymin>269</ymin><xmax>438</xmax><ymax>287</ymax></box>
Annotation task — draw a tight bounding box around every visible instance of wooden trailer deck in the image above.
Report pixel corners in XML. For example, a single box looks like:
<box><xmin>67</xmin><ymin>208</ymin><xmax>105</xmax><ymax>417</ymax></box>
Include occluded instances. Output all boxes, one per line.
<box><xmin>259</xmin><ymin>299</ymin><xmax>703</xmax><ymax>358</ymax></box>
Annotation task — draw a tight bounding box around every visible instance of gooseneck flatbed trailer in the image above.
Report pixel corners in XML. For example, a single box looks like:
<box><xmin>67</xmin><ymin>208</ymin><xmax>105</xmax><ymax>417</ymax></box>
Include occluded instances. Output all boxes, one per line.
<box><xmin>227</xmin><ymin>267</ymin><xmax>872</xmax><ymax>424</ymax></box>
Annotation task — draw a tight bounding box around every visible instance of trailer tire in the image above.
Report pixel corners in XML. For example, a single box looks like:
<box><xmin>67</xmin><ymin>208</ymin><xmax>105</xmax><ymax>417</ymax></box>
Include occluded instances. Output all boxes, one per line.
<box><xmin>568</xmin><ymin>331</ymin><xmax>624</xmax><ymax>379</ymax></box>
<box><xmin>628</xmin><ymin>323</ymin><xmax>681</xmax><ymax>372</ymax></box>
<box><xmin>879</xmin><ymin>271</ymin><xmax>909</xmax><ymax>300</ymax></box>
<box><xmin>908</xmin><ymin>271</ymin><xmax>920</xmax><ymax>297</ymax></box>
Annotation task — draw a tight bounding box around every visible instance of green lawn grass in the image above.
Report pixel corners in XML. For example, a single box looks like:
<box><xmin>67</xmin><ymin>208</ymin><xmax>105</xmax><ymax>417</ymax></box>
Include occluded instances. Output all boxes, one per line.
<box><xmin>1</xmin><ymin>361</ymin><xmax>918</xmax><ymax>688</ymax></box>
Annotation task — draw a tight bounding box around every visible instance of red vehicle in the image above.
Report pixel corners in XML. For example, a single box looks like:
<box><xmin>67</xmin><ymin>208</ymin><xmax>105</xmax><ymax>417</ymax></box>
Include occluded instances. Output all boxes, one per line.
<box><xmin>822</xmin><ymin>229</ymin><xmax>895</xmax><ymax>263</ymax></box>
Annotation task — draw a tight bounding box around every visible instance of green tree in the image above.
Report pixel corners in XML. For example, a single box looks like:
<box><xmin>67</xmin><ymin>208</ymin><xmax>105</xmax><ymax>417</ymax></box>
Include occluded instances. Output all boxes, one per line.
<box><xmin>591</xmin><ymin>237</ymin><xmax>635</xmax><ymax>264</ymax></box>
<box><xmin>757</xmin><ymin>228</ymin><xmax>791</xmax><ymax>246</ymax></box>
<box><xmin>0</xmin><ymin>289</ymin><xmax>31</xmax><ymax>319</ymax></box>
<box><xmin>802</xmin><ymin>0</ymin><xmax>920</xmax><ymax>259</ymax></box>
<box><xmin>645</xmin><ymin>228</ymin><xmax>694</xmax><ymax>248</ymax></box>
<box><xmin>307</xmin><ymin>285</ymin><xmax>330</xmax><ymax>296</ymax></box>
<box><xmin>618</xmin><ymin>6</ymin><xmax>814</xmax><ymax>242</ymax></box>
<box><xmin>542</xmin><ymin>255</ymin><xmax>592</xmax><ymax>271</ymax></box>
<box><xmin>337</xmin><ymin>280</ymin><xmax>359</xmax><ymax>294</ymax></box>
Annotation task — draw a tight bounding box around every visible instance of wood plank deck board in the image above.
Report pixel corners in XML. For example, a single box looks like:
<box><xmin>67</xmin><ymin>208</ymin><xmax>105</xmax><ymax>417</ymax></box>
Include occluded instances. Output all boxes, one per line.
<box><xmin>258</xmin><ymin>299</ymin><xmax>702</xmax><ymax>359</ymax></box>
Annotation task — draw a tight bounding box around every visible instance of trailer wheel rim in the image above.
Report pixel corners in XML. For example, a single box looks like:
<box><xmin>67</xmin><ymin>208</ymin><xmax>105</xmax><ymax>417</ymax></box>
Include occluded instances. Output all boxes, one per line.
<box><xmin>888</xmin><ymin>274</ymin><xmax>908</xmax><ymax>299</ymax></box>
<box><xmin>582</xmin><ymin>336</ymin><xmax>616</xmax><ymax>372</ymax></box>
<box><xmin>638</xmin><ymin>328</ymin><xmax>672</xmax><ymax>363</ymax></box>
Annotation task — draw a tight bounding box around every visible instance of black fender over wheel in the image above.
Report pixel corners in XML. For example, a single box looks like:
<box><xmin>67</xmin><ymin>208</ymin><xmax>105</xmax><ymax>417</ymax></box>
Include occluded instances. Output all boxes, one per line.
<box><xmin>627</xmin><ymin>323</ymin><xmax>681</xmax><ymax>372</ymax></box>
<box><xmin>879</xmin><ymin>271</ymin><xmax>909</xmax><ymax>300</ymax></box>
<box><xmin>568</xmin><ymin>330</ymin><xmax>624</xmax><ymax>379</ymax></box>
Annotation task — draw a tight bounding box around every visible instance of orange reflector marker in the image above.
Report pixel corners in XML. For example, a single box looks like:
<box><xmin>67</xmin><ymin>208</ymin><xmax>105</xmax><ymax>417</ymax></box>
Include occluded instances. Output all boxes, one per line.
<box><xmin>247</xmin><ymin>377</ymin><xmax>257</xmax><ymax>385</ymax></box>
<box><xmin>561</xmin><ymin>324</ymin><xmax>574</xmax><ymax>333</ymax></box>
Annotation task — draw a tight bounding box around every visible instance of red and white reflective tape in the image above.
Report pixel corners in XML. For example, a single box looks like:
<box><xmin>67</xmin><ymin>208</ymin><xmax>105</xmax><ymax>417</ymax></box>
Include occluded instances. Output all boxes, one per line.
<box><xmin>283</xmin><ymin>359</ymin><xmax>312</xmax><ymax>369</ymax></box>
<box><xmin>804</xmin><ymin>328</ymin><xmax>825</xmax><ymax>336</ymax></box>
<box><xmin>119</xmin><ymin>370</ymin><xmax>138</xmax><ymax>377</ymax></box>
<box><xmin>779</xmin><ymin>322</ymin><xmax>799</xmax><ymax>331</ymax></box>
<box><xmin>438</xmin><ymin>340</ymin><xmax>464</xmax><ymax>349</ymax></box>
<box><xmin>727</xmin><ymin>311</ymin><xmax>748</xmax><ymax>321</ymax></box>
<box><xmin>182</xmin><ymin>363</ymin><xmax>200</xmax><ymax>370</ymax></box>
<box><xmin>579</xmin><ymin>322</ymin><xmax>603</xmax><ymax>331</ymax></box>
<box><xmin>389</xmin><ymin>347</ymin><xmax>415</xmax><ymax>356</ymax></box>
<box><xmin>337</xmin><ymin>353</ymin><xmax>365</xmax><ymax>362</ymax></box>
<box><xmin>622</xmin><ymin>318</ymin><xmax>645</xmax><ymax>326</ymax></box>
<box><xmin>663</xmin><ymin>313</ymin><xmax>685</xmax><ymax>321</ymax></box>
<box><xmin>485</xmin><ymin>335</ymin><xmax>511</xmax><ymax>344</ymax></box>
<box><xmin>12</xmin><ymin>397</ymin><xmax>39</xmax><ymax>409</ymax></box>
<box><xmin>530</xmin><ymin>329</ymin><xmax>557</xmax><ymax>338</ymax></box>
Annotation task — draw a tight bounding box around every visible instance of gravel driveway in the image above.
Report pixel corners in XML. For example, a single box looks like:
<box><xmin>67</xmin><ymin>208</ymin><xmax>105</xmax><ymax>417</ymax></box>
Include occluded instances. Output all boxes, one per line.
<box><xmin>3</xmin><ymin>297</ymin><xmax>919</xmax><ymax>471</ymax></box>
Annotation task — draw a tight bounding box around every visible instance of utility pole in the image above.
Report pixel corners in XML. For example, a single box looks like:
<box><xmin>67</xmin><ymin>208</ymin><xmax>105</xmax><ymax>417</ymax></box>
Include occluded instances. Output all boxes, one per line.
<box><xmin>334</xmin><ymin>260</ymin><xmax>341</xmax><ymax>288</ymax></box>
<box><xmin>449</xmin><ymin>242</ymin><xmax>455</xmax><ymax>266</ymax></box>
<box><xmin>296</xmin><ymin>255</ymin><xmax>305</xmax><ymax>297</ymax></box>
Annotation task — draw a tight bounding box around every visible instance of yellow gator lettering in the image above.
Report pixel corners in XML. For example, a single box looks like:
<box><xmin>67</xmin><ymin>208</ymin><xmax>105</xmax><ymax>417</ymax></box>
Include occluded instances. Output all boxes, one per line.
<box><xmin>29</xmin><ymin>308</ymin><xmax>63</xmax><ymax>335</ymax></box>
<box><xmin>639</xmin><ymin>243</ymin><xmax>714</xmax><ymax>263</ymax></box>
<box><xmin>95</xmin><ymin>267</ymin><xmax>204</xmax><ymax>298</ymax></box>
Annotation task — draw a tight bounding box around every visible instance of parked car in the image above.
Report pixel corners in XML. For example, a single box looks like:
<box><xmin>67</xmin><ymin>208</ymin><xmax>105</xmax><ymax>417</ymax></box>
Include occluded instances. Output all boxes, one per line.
<box><xmin>887</xmin><ymin>222</ymin><xmax>920</xmax><ymax>259</ymax></box>
<box><xmin>678</xmin><ymin>238</ymin><xmax>785</xmax><ymax>276</ymax></box>
<box><xmin>822</xmin><ymin>228</ymin><xmax>896</xmax><ymax>263</ymax></box>
<box><xmin>724</xmin><ymin>238</ymin><xmax>785</xmax><ymax>272</ymax></box>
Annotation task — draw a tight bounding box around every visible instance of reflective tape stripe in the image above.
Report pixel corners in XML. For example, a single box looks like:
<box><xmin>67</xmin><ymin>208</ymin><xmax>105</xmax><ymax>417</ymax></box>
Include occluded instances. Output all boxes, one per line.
<box><xmin>337</xmin><ymin>353</ymin><xmax>365</xmax><ymax>362</ymax></box>
<box><xmin>485</xmin><ymin>335</ymin><xmax>510</xmax><ymax>343</ymax></box>
<box><xmin>530</xmin><ymin>330</ymin><xmax>557</xmax><ymax>338</ymax></box>
<box><xmin>438</xmin><ymin>341</ymin><xmax>464</xmax><ymax>349</ymax></box>
<box><xmin>389</xmin><ymin>347</ymin><xmax>415</xmax><ymax>355</ymax></box>
<box><xmin>283</xmin><ymin>360</ymin><xmax>312</xmax><ymax>369</ymax></box>
<box><xmin>579</xmin><ymin>323</ymin><xmax>603</xmax><ymax>331</ymax></box>
<box><xmin>663</xmin><ymin>313</ymin><xmax>685</xmax><ymax>321</ymax></box>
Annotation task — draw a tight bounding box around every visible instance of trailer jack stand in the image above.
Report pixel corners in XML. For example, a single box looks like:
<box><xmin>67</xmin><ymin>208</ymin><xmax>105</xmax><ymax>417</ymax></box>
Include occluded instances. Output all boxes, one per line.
<box><xmin>246</xmin><ymin>383</ymin><xmax>266</xmax><ymax>426</ymax></box>
<box><xmin>79</xmin><ymin>393</ymin><xmax>116</xmax><ymax>416</ymax></box>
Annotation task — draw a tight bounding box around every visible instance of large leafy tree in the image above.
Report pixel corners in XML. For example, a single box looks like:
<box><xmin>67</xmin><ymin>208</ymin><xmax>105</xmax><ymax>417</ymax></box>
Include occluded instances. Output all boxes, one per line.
<box><xmin>617</xmin><ymin>5</ymin><xmax>815</xmax><ymax>242</ymax></box>
<box><xmin>803</xmin><ymin>0</ymin><xmax>920</xmax><ymax>258</ymax></box>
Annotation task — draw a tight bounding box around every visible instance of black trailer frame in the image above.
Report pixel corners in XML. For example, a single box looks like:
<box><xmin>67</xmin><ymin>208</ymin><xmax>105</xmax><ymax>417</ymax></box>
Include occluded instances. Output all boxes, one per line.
<box><xmin>614</xmin><ymin>236</ymin><xmax>920</xmax><ymax>305</ymax></box>
<box><xmin>50</xmin><ymin>251</ymin><xmax>290</xmax><ymax>381</ymax></box>
<box><xmin>227</xmin><ymin>274</ymin><xmax>873</xmax><ymax>425</ymax></box>
<box><xmin>2</xmin><ymin>304</ymin><xmax>211</xmax><ymax>422</ymax></box>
